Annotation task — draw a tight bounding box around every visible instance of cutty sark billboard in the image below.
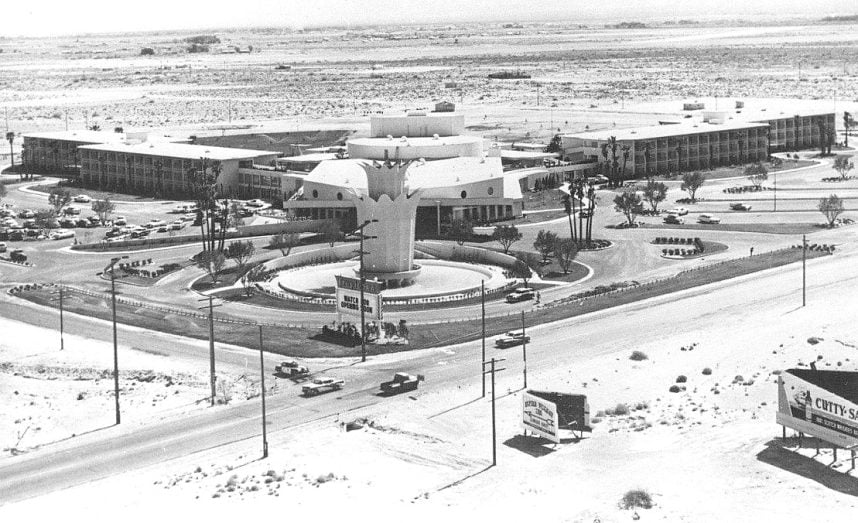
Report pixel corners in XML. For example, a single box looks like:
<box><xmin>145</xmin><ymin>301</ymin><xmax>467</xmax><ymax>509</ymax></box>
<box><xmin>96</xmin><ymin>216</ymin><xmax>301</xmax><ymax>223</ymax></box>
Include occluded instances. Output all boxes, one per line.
<box><xmin>777</xmin><ymin>369</ymin><xmax>858</xmax><ymax>448</ymax></box>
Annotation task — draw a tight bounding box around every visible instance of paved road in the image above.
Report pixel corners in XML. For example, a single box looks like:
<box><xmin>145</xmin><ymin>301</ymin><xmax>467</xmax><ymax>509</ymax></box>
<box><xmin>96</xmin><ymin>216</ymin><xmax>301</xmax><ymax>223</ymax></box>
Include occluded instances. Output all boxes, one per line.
<box><xmin>1</xmin><ymin>237</ymin><xmax>854</xmax><ymax>505</ymax></box>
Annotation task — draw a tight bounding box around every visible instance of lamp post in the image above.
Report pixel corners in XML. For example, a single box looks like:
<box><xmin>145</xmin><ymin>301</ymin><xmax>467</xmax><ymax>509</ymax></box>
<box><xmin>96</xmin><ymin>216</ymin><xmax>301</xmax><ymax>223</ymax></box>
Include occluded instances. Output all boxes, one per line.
<box><xmin>353</xmin><ymin>219</ymin><xmax>378</xmax><ymax>363</ymax></box>
<box><xmin>104</xmin><ymin>255</ymin><xmax>128</xmax><ymax>425</ymax></box>
<box><xmin>198</xmin><ymin>295</ymin><xmax>222</xmax><ymax>406</ymax></box>
<box><xmin>258</xmin><ymin>324</ymin><xmax>268</xmax><ymax>459</ymax></box>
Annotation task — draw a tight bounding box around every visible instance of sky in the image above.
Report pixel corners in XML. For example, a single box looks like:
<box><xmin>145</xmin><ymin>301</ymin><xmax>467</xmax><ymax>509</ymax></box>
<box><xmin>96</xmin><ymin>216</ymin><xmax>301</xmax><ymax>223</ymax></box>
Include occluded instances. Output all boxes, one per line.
<box><xmin>1</xmin><ymin>0</ymin><xmax>852</xmax><ymax>37</ymax></box>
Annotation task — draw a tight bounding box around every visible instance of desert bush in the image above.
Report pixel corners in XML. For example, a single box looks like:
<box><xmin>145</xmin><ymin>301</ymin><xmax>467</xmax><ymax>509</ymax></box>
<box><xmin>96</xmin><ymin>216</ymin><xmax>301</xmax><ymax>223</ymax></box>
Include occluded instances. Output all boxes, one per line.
<box><xmin>669</xmin><ymin>385</ymin><xmax>682</xmax><ymax>393</ymax></box>
<box><xmin>620</xmin><ymin>489</ymin><xmax>654</xmax><ymax>510</ymax></box>
<box><xmin>612</xmin><ymin>403</ymin><xmax>630</xmax><ymax>416</ymax></box>
<box><xmin>702</xmin><ymin>367</ymin><xmax>712</xmax><ymax>375</ymax></box>
<box><xmin>676</xmin><ymin>375</ymin><xmax>687</xmax><ymax>383</ymax></box>
<box><xmin>629</xmin><ymin>350</ymin><xmax>648</xmax><ymax>361</ymax></box>
<box><xmin>140</xmin><ymin>47</ymin><xmax>155</xmax><ymax>56</ymax></box>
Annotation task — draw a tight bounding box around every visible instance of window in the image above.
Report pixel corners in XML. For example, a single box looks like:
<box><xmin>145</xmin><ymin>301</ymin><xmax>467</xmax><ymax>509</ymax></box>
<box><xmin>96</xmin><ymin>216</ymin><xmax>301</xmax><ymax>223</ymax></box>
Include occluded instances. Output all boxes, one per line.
<box><xmin>312</xmin><ymin>189</ymin><xmax>319</xmax><ymax>198</ymax></box>
<box><xmin>460</xmin><ymin>190</ymin><xmax>467</xmax><ymax>199</ymax></box>
<box><xmin>487</xmin><ymin>186</ymin><xmax>494</xmax><ymax>196</ymax></box>
<box><xmin>337</xmin><ymin>192</ymin><xmax>343</xmax><ymax>200</ymax></box>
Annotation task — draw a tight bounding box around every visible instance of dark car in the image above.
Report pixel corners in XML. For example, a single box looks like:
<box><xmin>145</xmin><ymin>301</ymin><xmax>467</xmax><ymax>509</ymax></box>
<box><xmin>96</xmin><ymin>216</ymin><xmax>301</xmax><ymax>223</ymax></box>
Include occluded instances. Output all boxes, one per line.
<box><xmin>663</xmin><ymin>214</ymin><xmax>684</xmax><ymax>225</ymax></box>
<box><xmin>9</xmin><ymin>230</ymin><xmax>24</xmax><ymax>241</ymax></box>
<box><xmin>729</xmin><ymin>202</ymin><xmax>752</xmax><ymax>211</ymax></box>
<box><xmin>0</xmin><ymin>229</ymin><xmax>7</xmax><ymax>241</ymax></box>
<box><xmin>10</xmin><ymin>249</ymin><xmax>27</xmax><ymax>262</ymax></box>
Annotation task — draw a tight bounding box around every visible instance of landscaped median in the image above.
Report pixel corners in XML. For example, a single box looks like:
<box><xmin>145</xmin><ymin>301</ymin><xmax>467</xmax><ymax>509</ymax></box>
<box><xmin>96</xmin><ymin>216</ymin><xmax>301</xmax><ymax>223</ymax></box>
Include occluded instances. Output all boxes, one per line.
<box><xmin>9</xmin><ymin>247</ymin><xmax>831</xmax><ymax>358</ymax></box>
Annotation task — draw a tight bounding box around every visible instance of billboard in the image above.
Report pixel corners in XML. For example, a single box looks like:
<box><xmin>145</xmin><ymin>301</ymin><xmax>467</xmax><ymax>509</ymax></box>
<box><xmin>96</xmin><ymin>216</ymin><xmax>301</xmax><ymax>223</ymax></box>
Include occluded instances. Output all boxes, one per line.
<box><xmin>522</xmin><ymin>391</ymin><xmax>560</xmax><ymax>443</ymax></box>
<box><xmin>335</xmin><ymin>275</ymin><xmax>382</xmax><ymax>321</ymax></box>
<box><xmin>777</xmin><ymin>369</ymin><xmax>858</xmax><ymax>448</ymax></box>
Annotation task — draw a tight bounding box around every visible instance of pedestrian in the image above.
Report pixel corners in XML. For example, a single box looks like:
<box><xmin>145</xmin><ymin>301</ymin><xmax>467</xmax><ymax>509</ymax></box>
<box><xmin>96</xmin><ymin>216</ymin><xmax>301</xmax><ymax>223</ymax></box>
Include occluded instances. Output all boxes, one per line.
<box><xmin>750</xmin><ymin>247</ymin><xmax>754</xmax><ymax>257</ymax></box>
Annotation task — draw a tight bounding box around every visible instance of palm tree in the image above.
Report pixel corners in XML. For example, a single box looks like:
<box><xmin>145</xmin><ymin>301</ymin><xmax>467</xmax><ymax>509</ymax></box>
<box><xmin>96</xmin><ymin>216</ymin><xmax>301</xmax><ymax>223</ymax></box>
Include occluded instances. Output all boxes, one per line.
<box><xmin>5</xmin><ymin>131</ymin><xmax>14</xmax><ymax>168</ymax></box>
<box><xmin>153</xmin><ymin>160</ymin><xmax>163</xmax><ymax>198</ymax></box>
<box><xmin>620</xmin><ymin>145</ymin><xmax>631</xmax><ymax>185</ymax></box>
<box><xmin>643</xmin><ymin>142</ymin><xmax>653</xmax><ymax>179</ymax></box>
<box><xmin>844</xmin><ymin>111</ymin><xmax>852</xmax><ymax>148</ymax></box>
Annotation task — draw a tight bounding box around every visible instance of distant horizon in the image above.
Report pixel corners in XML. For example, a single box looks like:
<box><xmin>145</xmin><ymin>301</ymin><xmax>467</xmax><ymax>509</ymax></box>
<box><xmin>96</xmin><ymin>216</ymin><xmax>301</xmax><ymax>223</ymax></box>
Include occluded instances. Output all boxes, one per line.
<box><xmin>1</xmin><ymin>0</ymin><xmax>855</xmax><ymax>38</ymax></box>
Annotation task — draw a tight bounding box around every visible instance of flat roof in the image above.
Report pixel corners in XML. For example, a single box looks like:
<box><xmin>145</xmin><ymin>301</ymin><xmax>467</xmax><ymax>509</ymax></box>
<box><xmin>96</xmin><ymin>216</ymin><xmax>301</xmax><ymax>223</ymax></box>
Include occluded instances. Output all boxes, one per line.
<box><xmin>349</xmin><ymin>135</ymin><xmax>482</xmax><ymax>147</ymax></box>
<box><xmin>307</xmin><ymin>156</ymin><xmax>504</xmax><ymax>189</ymax></box>
<box><xmin>501</xmin><ymin>150</ymin><xmax>558</xmax><ymax>160</ymax></box>
<box><xmin>564</xmin><ymin>121</ymin><xmax>769</xmax><ymax>142</ymax></box>
<box><xmin>78</xmin><ymin>142</ymin><xmax>279</xmax><ymax>161</ymax></box>
<box><xmin>23</xmin><ymin>130</ymin><xmax>131</xmax><ymax>143</ymax></box>
<box><xmin>276</xmin><ymin>152</ymin><xmax>341</xmax><ymax>163</ymax></box>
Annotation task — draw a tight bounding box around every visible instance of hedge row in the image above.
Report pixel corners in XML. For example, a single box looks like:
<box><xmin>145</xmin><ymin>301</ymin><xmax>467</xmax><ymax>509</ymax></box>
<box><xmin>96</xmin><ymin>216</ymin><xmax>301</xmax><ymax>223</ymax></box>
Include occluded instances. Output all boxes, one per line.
<box><xmin>663</xmin><ymin>248</ymin><xmax>701</xmax><ymax>257</ymax></box>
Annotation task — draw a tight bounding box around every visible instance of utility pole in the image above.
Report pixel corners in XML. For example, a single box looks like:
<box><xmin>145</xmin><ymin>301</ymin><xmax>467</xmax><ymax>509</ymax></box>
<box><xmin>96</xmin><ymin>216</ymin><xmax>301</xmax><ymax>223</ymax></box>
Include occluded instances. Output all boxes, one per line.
<box><xmin>802</xmin><ymin>234</ymin><xmax>807</xmax><ymax>307</ymax></box>
<box><xmin>773</xmin><ymin>170</ymin><xmax>777</xmax><ymax>212</ymax></box>
<box><xmin>198</xmin><ymin>295</ymin><xmax>222</xmax><ymax>405</ymax></box>
<box><xmin>259</xmin><ymin>325</ymin><xmax>268</xmax><ymax>459</ymax></box>
<box><xmin>482</xmin><ymin>358</ymin><xmax>506</xmax><ymax>467</ymax></box>
<box><xmin>50</xmin><ymin>285</ymin><xmax>65</xmax><ymax>351</ymax></box>
<box><xmin>103</xmin><ymin>256</ymin><xmax>127</xmax><ymax>425</ymax></box>
<box><xmin>481</xmin><ymin>280</ymin><xmax>486</xmax><ymax>398</ymax></box>
<box><xmin>353</xmin><ymin>219</ymin><xmax>378</xmax><ymax>363</ymax></box>
<box><xmin>521</xmin><ymin>310</ymin><xmax>527</xmax><ymax>389</ymax></box>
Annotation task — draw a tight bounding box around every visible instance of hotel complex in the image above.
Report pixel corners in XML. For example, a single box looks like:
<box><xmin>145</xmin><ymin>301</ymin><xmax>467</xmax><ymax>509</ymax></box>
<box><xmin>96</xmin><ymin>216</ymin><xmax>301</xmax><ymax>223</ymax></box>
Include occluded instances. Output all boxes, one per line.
<box><xmin>21</xmin><ymin>104</ymin><xmax>837</xmax><ymax>229</ymax></box>
<box><xmin>560</xmin><ymin>108</ymin><xmax>836</xmax><ymax>178</ymax></box>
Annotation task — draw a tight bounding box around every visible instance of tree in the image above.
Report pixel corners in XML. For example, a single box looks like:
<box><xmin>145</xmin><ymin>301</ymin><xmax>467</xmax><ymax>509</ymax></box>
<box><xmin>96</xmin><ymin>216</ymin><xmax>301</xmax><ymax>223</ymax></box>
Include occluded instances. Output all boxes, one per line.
<box><xmin>619</xmin><ymin>145</ymin><xmax>631</xmax><ymax>184</ymax></box>
<box><xmin>845</xmin><ymin>111</ymin><xmax>853</xmax><ymax>148</ymax></box>
<box><xmin>186</xmin><ymin>157</ymin><xmax>223</xmax><ymax>253</ymax></box>
<box><xmin>196</xmin><ymin>250</ymin><xmax>226</xmax><ymax>283</ymax></box>
<box><xmin>680</xmin><ymin>172</ymin><xmax>706</xmax><ymax>202</ymax></box>
<box><xmin>642</xmin><ymin>180</ymin><xmax>668</xmax><ymax>213</ymax></box>
<box><xmin>744</xmin><ymin>163</ymin><xmax>768</xmax><ymax>189</ymax></box>
<box><xmin>225</xmin><ymin>240</ymin><xmax>255</xmax><ymax>275</ymax></box>
<box><xmin>818</xmin><ymin>194</ymin><xmax>844</xmax><ymax>227</ymax></box>
<box><xmin>770</xmin><ymin>156</ymin><xmax>783</xmax><ymax>169</ymax></box>
<box><xmin>240</xmin><ymin>263</ymin><xmax>262</xmax><ymax>297</ymax></box>
<box><xmin>446</xmin><ymin>218</ymin><xmax>473</xmax><ymax>245</ymax></box>
<box><xmin>833</xmin><ymin>155</ymin><xmax>854</xmax><ymax>180</ymax></box>
<box><xmin>33</xmin><ymin>208</ymin><xmax>57</xmax><ymax>233</ymax></box>
<box><xmin>47</xmin><ymin>186</ymin><xmax>71</xmax><ymax>214</ymax></box>
<box><xmin>492</xmin><ymin>224</ymin><xmax>522</xmax><ymax>254</ymax></box>
<box><xmin>91</xmin><ymin>198</ymin><xmax>115</xmax><ymax>225</ymax></box>
<box><xmin>140</xmin><ymin>47</ymin><xmax>155</xmax><ymax>56</ymax></box>
<box><xmin>268</xmin><ymin>232</ymin><xmax>300</xmax><ymax>256</ymax></box>
<box><xmin>533</xmin><ymin>229</ymin><xmax>558</xmax><ymax>263</ymax></box>
<box><xmin>553</xmin><ymin>237</ymin><xmax>578</xmax><ymax>274</ymax></box>
<box><xmin>0</xmin><ymin>182</ymin><xmax>6</xmax><ymax>205</ymax></box>
<box><xmin>510</xmin><ymin>258</ymin><xmax>533</xmax><ymax>287</ymax></box>
<box><xmin>319</xmin><ymin>219</ymin><xmax>343</xmax><ymax>248</ymax></box>
<box><xmin>5</xmin><ymin>131</ymin><xmax>13</xmax><ymax>168</ymax></box>
<box><xmin>613</xmin><ymin>189</ymin><xmax>643</xmax><ymax>226</ymax></box>
<box><xmin>545</xmin><ymin>134</ymin><xmax>562</xmax><ymax>154</ymax></box>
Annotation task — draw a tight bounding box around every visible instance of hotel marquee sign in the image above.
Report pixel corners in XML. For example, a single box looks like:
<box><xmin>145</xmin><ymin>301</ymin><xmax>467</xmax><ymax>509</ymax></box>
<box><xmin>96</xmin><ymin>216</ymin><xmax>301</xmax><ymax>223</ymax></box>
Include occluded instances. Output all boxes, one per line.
<box><xmin>335</xmin><ymin>275</ymin><xmax>382</xmax><ymax>321</ymax></box>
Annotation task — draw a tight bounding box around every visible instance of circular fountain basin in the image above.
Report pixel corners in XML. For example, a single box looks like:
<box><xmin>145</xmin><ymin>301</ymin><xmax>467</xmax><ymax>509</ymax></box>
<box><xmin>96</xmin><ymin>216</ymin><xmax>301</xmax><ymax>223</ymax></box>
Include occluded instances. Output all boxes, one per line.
<box><xmin>275</xmin><ymin>259</ymin><xmax>509</xmax><ymax>301</ymax></box>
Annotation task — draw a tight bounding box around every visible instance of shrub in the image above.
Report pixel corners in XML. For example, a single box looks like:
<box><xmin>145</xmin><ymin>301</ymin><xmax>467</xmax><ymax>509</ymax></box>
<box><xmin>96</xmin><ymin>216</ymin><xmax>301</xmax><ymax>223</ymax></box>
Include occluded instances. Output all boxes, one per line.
<box><xmin>613</xmin><ymin>403</ymin><xmax>630</xmax><ymax>416</ymax></box>
<box><xmin>140</xmin><ymin>47</ymin><xmax>155</xmax><ymax>56</ymax></box>
<box><xmin>629</xmin><ymin>350</ymin><xmax>649</xmax><ymax>361</ymax></box>
<box><xmin>662</xmin><ymin>249</ymin><xmax>667</xmax><ymax>255</ymax></box>
<box><xmin>676</xmin><ymin>375</ymin><xmax>687</xmax><ymax>383</ymax></box>
<box><xmin>669</xmin><ymin>385</ymin><xmax>682</xmax><ymax>393</ymax></box>
<box><xmin>620</xmin><ymin>489</ymin><xmax>654</xmax><ymax>510</ymax></box>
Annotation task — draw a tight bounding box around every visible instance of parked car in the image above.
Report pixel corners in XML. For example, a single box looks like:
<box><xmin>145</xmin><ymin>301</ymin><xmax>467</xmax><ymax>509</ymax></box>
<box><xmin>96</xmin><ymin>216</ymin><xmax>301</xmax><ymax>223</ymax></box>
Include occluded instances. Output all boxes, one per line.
<box><xmin>663</xmin><ymin>214</ymin><xmax>684</xmax><ymax>225</ymax></box>
<box><xmin>245</xmin><ymin>199</ymin><xmax>266</xmax><ymax>208</ymax></box>
<box><xmin>18</xmin><ymin>209</ymin><xmax>34</xmax><ymax>219</ymax></box>
<box><xmin>9</xmin><ymin>249</ymin><xmax>26</xmax><ymax>262</ymax></box>
<box><xmin>0</xmin><ymin>242</ymin><xmax>6</xmax><ymax>253</ymax></box>
<box><xmin>730</xmin><ymin>202</ymin><xmax>752</xmax><ymax>211</ymax></box>
<box><xmin>113</xmin><ymin>216</ymin><xmax>127</xmax><ymax>226</ymax></box>
<box><xmin>63</xmin><ymin>207</ymin><xmax>81</xmax><ymax>216</ymax></box>
<box><xmin>698</xmin><ymin>214</ymin><xmax>721</xmax><ymax>224</ymax></box>
<box><xmin>73</xmin><ymin>194</ymin><xmax>92</xmax><ymax>203</ymax></box>
<box><xmin>666</xmin><ymin>207</ymin><xmax>689</xmax><ymax>216</ymax></box>
<box><xmin>146</xmin><ymin>219</ymin><xmax>167</xmax><ymax>229</ymax></box>
<box><xmin>22</xmin><ymin>219</ymin><xmax>36</xmax><ymax>228</ymax></box>
<box><xmin>0</xmin><ymin>230</ymin><xmax>8</xmax><ymax>241</ymax></box>
<box><xmin>169</xmin><ymin>220</ymin><xmax>185</xmax><ymax>230</ymax></box>
<box><xmin>380</xmin><ymin>373</ymin><xmax>424</xmax><ymax>395</ymax></box>
<box><xmin>50</xmin><ymin>230</ymin><xmax>75</xmax><ymax>240</ymax></box>
<box><xmin>76</xmin><ymin>218</ymin><xmax>97</xmax><ymax>228</ymax></box>
<box><xmin>9</xmin><ymin>230</ymin><xmax>24</xmax><ymax>241</ymax></box>
<box><xmin>59</xmin><ymin>218</ymin><xmax>77</xmax><ymax>228</ymax></box>
<box><xmin>180</xmin><ymin>214</ymin><xmax>195</xmax><ymax>222</ymax></box>
<box><xmin>302</xmin><ymin>377</ymin><xmax>344</xmax><ymax>396</ymax></box>
<box><xmin>505</xmin><ymin>288</ymin><xmax>535</xmax><ymax>303</ymax></box>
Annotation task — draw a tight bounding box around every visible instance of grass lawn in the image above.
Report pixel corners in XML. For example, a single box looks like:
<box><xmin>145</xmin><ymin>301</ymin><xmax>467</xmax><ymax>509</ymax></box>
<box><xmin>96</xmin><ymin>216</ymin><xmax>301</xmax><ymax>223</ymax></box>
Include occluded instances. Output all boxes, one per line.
<box><xmin>645</xmin><ymin>159</ymin><xmax>817</xmax><ymax>183</ymax></box>
<box><xmin>17</xmin><ymin>248</ymin><xmax>828</xmax><ymax>358</ymax></box>
<box><xmin>28</xmin><ymin>182</ymin><xmax>177</xmax><ymax>203</ymax></box>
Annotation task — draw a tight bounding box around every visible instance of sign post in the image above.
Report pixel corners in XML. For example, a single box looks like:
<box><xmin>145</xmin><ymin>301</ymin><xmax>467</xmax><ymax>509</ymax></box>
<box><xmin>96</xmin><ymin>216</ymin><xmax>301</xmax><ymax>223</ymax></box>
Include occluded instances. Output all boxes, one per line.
<box><xmin>522</xmin><ymin>391</ymin><xmax>560</xmax><ymax>443</ymax></box>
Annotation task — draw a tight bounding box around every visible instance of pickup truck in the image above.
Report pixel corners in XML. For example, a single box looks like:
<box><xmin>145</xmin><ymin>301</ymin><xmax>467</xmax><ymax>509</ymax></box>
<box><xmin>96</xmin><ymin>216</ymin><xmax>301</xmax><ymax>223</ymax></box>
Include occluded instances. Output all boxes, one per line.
<box><xmin>274</xmin><ymin>359</ymin><xmax>310</xmax><ymax>377</ymax></box>
<box><xmin>380</xmin><ymin>373</ymin><xmax>424</xmax><ymax>395</ymax></box>
<box><xmin>302</xmin><ymin>377</ymin><xmax>344</xmax><ymax>397</ymax></box>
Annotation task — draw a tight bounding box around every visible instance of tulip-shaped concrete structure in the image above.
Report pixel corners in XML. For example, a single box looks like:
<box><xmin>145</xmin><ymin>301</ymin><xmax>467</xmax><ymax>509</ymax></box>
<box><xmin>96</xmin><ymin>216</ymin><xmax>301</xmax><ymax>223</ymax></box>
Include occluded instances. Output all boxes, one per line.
<box><xmin>354</xmin><ymin>157</ymin><xmax>423</xmax><ymax>287</ymax></box>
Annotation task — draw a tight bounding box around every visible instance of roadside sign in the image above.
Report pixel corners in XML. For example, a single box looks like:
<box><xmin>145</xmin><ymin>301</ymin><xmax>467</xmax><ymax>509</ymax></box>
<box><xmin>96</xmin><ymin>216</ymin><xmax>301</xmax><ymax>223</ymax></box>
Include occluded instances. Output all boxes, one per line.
<box><xmin>777</xmin><ymin>369</ymin><xmax>858</xmax><ymax>448</ymax></box>
<box><xmin>522</xmin><ymin>391</ymin><xmax>560</xmax><ymax>443</ymax></box>
<box><xmin>335</xmin><ymin>275</ymin><xmax>382</xmax><ymax>321</ymax></box>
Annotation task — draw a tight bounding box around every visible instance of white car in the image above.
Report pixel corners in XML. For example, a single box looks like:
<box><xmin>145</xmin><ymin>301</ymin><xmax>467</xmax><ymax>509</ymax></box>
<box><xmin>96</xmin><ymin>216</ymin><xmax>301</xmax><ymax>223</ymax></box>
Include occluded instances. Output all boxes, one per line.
<box><xmin>169</xmin><ymin>220</ymin><xmax>185</xmax><ymax>230</ymax></box>
<box><xmin>302</xmin><ymin>377</ymin><xmax>344</xmax><ymax>396</ymax></box>
<box><xmin>73</xmin><ymin>194</ymin><xmax>92</xmax><ymax>203</ymax></box>
<box><xmin>245</xmin><ymin>199</ymin><xmax>266</xmax><ymax>208</ymax></box>
<box><xmin>146</xmin><ymin>219</ymin><xmax>167</xmax><ymax>229</ymax></box>
<box><xmin>113</xmin><ymin>216</ymin><xmax>127</xmax><ymax>226</ymax></box>
<box><xmin>50</xmin><ymin>230</ymin><xmax>75</xmax><ymax>240</ymax></box>
<box><xmin>697</xmin><ymin>214</ymin><xmax>721</xmax><ymax>224</ymax></box>
<box><xmin>666</xmin><ymin>207</ymin><xmax>689</xmax><ymax>216</ymax></box>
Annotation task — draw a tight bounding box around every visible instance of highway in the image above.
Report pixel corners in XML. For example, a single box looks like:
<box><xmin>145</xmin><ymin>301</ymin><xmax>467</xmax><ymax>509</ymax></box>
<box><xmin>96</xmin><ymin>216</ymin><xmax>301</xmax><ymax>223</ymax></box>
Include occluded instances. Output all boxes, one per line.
<box><xmin>1</xmin><ymin>235</ymin><xmax>854</xmax><ymax>505</ymax></box>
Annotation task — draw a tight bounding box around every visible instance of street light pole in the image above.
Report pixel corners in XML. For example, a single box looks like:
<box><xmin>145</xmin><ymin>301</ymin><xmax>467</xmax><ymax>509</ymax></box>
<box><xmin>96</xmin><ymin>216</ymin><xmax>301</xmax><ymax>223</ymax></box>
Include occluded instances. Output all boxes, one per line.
<box><xmin>59</xmin><ymin>286</ymin><xmax>64</xmax><ymax>351</ymax></box>
<box><xmin>802</xmin><ymin>234</ymin><xmax>807</xmax><ymax>307</ymax></box>
<box><xmin>259</xmin><ymin>324</ymin><xmax>268</xmax><ymax>459</ymax></box>
<box><xmin>207</xmin><ymin>296</ymin><xmax>216</xmax><ymax>404</ymax></box>
<box><xmin>521</xmin><ymin>310</ymin><xmax>527</xmax><ymax>390</ymax></box>
<box><xmin>481</xmin><ymin>280</ymin><xmax>486</xmax><ymax>398</ymax></box>
<box><xmin>482</xmin><ymin>357</ymin><xmax>506</xmax><ymax>467</ymax></box>
<box><xmin>353</xmin><ymin>219</ymin><xmax>378</xmax><ymax>363</ymax></box>
<box><xmin>105</xmin><ymin>256</ymin><xmax>127</xmax><ymax>425</ymax></box>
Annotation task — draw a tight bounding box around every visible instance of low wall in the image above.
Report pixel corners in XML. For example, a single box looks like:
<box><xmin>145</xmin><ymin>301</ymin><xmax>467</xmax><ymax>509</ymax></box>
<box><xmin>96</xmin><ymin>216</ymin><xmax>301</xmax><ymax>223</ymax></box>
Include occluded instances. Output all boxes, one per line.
<box><xmin>259</xmin><ymin>243</ymin><xmax>360</xmax><ymax>272</ymax></box>
<box><xmin>415</xmin><ymin>241</ymin><xmax>519</xmax><ymax>269</ymax></box>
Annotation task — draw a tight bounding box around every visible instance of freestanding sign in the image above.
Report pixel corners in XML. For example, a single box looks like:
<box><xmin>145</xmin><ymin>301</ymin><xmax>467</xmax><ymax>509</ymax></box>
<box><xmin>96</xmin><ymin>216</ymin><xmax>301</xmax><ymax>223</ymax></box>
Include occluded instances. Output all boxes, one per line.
<box><xmin>522</xmin><ymin>391</ymin><xmax>560</xmax><ymax>443</ymax></box>
<box><xmin>335</xmin><ymin>275</ymin><xmax>382</xmax><ymax>322</ymax></box>
<box><xmin>777</xmin><ymin>369</ymin><xmax>858</xmax><ymax>448</ymax></box>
